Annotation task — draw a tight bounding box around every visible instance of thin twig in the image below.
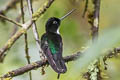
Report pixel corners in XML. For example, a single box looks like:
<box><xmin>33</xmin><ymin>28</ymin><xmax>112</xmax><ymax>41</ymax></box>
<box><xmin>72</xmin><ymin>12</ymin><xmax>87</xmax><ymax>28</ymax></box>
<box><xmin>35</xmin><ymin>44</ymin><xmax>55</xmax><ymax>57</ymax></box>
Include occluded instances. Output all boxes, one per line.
<box><xmin>0</xmin><ymin>0</ymin><xmax>55</xmax><ymax>62</ymax></box>
<box><xmin>21</xmin><ymin>0</ymin><xmax>31</xmax><ymax>66</ymax></box>
<box><xmin>0</xmin><ymin>14</ymin><xmax>22</xmax><ymax>27</ymax></box>
<box><xmin>10</xmin><ymin>14</ymin><xmax>21</xmax><ymax>37</ymax></box>
<box><xmin>0</xmin><ymin>0</ymin><xmax>20</xmax><ymax>14</ymax></box>
<box><xmin>20</xmin><ymin>0</ymin><xmax>25</xmax><ymax>23</ymax></box>
<box><xmin>26</xmin><ymin>0</ymin><xmax>43</xmax><ymax>60</ymax></box>
<box><xmin>82</xmin><ymin>0</ymin><xmax>88</xmax><ymax>17</ymax></box>
<box><xmin>103</xmin><ymin>47</ymin><xmax>120</xmax><ymax>70</ymax></box>
<box><xmin>20</xmin><ymin>0</ymin><xmax>32</xmax><ymax>80</ymax></box>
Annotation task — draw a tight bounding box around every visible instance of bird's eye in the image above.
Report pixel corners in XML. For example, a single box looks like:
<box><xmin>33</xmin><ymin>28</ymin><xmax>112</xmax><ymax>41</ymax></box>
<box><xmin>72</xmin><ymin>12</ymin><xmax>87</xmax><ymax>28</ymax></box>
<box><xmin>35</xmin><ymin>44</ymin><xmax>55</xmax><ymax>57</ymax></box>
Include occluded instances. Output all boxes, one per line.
<box><xmin>53</xmin><ymin>21</ymin><xmax>57</xmax><ymax>24</ymax></box>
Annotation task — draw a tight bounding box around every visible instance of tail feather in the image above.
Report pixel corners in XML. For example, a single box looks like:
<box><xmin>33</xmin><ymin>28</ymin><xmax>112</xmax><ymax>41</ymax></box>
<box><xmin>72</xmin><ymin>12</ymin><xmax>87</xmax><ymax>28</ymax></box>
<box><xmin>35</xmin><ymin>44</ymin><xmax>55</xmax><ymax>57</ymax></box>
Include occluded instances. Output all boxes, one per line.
<box><xmin>48</xmin><ymin>55</ymin><xmax>67</xmax><ymax>74</ymax></box>
<box><xmin>45</xmin><ymin>50</ymin><xmax>67</xmax><ymax>73</ymax></box>
<box><xmin>44</xmin><ymin>47</ymin><xmax>67</xmax><ymax>74</ymax></box>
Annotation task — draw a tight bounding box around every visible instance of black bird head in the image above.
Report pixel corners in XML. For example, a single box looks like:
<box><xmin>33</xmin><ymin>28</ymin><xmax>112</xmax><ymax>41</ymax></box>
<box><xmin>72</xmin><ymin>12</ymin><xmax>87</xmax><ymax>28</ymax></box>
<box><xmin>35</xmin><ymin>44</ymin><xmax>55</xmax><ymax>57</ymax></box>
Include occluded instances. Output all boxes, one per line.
<box><xmin>45</xmin><ymin>17</ymin><xmax>61</xmax><ymax>33</ymax></box>
<box><xmin>45</xmin><ymin>9</ymin><xmax>75</xmax><ymax>33</ymax></box>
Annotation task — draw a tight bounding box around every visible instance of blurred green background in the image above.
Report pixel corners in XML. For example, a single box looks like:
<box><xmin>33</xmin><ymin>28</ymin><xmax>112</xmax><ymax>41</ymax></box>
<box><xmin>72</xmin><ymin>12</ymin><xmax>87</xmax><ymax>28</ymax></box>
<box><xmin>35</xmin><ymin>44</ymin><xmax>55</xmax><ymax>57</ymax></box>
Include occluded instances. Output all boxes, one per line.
<box><xmin>0</xmin><ymin>0</ymin><xmax>120</xmax><ymax>80</ymax></box>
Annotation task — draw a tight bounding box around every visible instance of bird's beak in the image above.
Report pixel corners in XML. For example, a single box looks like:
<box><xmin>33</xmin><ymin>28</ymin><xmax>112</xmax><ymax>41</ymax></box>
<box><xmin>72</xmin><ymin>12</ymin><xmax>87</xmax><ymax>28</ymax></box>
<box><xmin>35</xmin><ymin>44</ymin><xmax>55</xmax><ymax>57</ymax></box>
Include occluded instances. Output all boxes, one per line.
<box><xmin>59</xmin><ymin>9</ymin><xmax>76</xmax><ymax>21</ymax></box>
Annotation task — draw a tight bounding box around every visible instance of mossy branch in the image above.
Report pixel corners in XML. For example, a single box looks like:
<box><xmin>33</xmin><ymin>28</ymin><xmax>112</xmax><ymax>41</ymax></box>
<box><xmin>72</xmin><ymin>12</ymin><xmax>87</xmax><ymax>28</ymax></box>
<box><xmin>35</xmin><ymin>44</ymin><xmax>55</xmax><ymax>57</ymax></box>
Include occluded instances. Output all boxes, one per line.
<box><xmin>32</xmin><ymin>0</ymin><xmax>54</xmax><ymax>21</ymax></box>
<box><xmin>1</xmin><ymin>52</ymin><xmax>81</xmax><ymax>78</ymax></box>
<box><xmin>84</xmin><ymin>0</ymin><xmax>101</xmax><ymax>80</ymax></box>
<box><xmin>1</xmin><ymin>47</ymin><xmax>120</xmax><ymax>79</ymax></box>
<box><xmin>0</xmin><ymin>0</ymin><xmax>55</xmax><ymax>62</ymax></box>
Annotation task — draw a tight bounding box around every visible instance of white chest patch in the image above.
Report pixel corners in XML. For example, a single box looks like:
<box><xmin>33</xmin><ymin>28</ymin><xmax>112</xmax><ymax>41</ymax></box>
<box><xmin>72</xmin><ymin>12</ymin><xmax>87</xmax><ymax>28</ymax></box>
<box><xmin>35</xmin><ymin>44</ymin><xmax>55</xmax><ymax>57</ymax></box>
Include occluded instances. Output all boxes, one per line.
<box><xmin>57</xmin><ymin>28</ymin><xmax>60</xmax><ymax>34</ymax></box>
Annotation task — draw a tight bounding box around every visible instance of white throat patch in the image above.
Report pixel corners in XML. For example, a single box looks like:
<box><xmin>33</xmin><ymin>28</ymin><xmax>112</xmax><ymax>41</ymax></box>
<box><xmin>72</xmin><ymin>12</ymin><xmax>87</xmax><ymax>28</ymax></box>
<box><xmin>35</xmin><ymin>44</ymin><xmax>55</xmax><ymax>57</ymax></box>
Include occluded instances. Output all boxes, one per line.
<box><xmin>57</xmin><ymin>28</ymin><xmax>60</xmax><ymax>34</ymax></box>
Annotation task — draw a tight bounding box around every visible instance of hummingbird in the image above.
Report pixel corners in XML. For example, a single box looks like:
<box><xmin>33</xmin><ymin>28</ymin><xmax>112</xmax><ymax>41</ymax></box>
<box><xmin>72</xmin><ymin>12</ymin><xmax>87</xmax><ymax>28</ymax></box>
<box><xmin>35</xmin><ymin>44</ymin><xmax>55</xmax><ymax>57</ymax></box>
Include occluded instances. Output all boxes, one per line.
<box><xmin>40</xmin><ymin>9</ymin><xmax>75</xmax><ymax>78</ymax></box>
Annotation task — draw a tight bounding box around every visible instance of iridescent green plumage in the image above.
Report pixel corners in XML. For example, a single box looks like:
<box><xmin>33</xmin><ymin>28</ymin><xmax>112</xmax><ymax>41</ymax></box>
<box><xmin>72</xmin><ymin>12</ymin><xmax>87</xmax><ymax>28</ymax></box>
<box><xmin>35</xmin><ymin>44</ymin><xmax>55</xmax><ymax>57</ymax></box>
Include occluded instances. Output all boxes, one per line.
<box><xmin>48</xmin><ymin>40</ymin><xmax>58</xmax><ymax>54</ymax></box>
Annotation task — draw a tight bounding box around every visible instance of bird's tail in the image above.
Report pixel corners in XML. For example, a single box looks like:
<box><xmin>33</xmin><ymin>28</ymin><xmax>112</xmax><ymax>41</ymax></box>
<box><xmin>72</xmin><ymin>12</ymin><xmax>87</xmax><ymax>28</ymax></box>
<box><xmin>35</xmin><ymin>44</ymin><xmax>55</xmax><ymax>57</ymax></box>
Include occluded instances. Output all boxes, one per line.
<box><xmin>46</xmin><ymin>53</ymin><xmax>67</xmax><ymax>74</ymax></box>
<box><xmin>54</xmin><ymin>57</ymin><xmax>67</xmax><ymax>74</ymax></box>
